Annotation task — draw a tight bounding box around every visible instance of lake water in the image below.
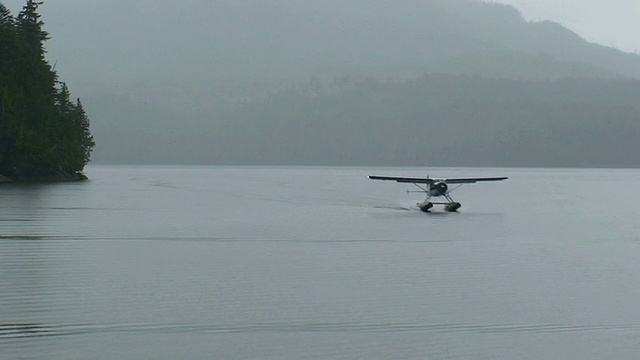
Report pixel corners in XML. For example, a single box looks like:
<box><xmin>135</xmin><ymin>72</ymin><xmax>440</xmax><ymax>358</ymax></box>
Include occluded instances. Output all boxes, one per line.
<box><xmin>1</xmin><ymin>165</ymin><xmax>640</xmax><ymax>359</ymax></box>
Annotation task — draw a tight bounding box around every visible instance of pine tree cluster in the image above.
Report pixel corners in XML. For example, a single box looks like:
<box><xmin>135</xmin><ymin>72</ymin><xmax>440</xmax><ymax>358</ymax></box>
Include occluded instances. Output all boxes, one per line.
<box><xmin>0</xmin><ymin>1</ymin><xmax>94</xmax><ymax>180</ymax></box>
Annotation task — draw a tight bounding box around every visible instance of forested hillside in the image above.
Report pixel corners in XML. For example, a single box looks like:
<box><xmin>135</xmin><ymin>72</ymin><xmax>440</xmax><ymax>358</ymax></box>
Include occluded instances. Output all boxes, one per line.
<box><xmin>235</xmin><ymin>76</ymin><xmax>640</xmax><ymax>167</ymax></box>
<box><xmin>87</xmin><ymin>76</ymin><xmax>640</xmax><ymax>168</ymax></box>
<box><xmin>0</xmin><ymin>1</ymin><xmax>94</xmax><ymax>180</ymax></box>
<box><xmin>70</xmin><ymin>0</ymin><xmax>640</xmax><ymax>168</ymax></box>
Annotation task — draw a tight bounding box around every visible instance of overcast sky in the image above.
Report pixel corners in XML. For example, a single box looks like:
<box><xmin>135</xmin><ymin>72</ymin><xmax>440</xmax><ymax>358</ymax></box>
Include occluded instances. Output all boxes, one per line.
<box><xmin>3</xmin><ymin>0</ymin><xmax>638</xmax><ymax>53</ymax></box>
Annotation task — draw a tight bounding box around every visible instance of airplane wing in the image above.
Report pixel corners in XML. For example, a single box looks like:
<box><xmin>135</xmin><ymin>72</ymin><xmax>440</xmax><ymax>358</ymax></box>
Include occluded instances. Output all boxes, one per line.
<box><xmin>368</xmin><ymin>175</ymin><xmax>507</xmax><ymax>184</ymax></box>
<box><xmin>439</xmin><ymin>177</ymin><xmax>508</xmax><ymax>184</ymax></box>
<box><xmin>368</xmin><ymin>175</ymin><xmax>435</xmax><ymax>184</ymax></box>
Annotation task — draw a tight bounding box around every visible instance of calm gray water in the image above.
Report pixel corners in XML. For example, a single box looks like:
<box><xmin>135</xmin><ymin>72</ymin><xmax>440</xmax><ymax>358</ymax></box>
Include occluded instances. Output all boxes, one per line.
<box><xmin>2</xmin><ymin>165</ymin><xmax>640</xmax><ymax>359</ymax></box>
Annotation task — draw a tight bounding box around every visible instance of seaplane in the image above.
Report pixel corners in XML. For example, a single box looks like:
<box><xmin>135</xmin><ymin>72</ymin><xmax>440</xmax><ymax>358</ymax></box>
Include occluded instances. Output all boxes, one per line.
<box><xmin>369</xmin><ymin>174</ymin><xmax>508</xmax><ymax>212</ymax></box>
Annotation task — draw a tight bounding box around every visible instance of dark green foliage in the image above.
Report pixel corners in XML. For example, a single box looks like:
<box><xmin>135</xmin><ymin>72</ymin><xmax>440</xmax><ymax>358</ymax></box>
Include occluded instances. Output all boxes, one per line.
<box><xmin>0</xmin><ymin>1</ymin><xmax>94</xmax><ymax>179</ymax></box>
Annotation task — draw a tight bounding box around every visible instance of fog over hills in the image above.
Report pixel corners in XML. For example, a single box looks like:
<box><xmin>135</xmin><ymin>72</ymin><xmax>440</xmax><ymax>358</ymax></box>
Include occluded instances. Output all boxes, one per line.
<box><xmin>6</xmin><ymin>0</ymin><xmax>639</xmax><ymax>167</ymax></box>
<box><xmin>32</xmin><ymin>0</ymin><xmax>640</xmax><ymax>91</ymax></box>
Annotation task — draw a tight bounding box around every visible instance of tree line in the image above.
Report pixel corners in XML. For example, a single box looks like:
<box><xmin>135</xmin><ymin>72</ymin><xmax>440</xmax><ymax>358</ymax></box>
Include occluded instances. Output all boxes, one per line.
<box><xmin>0</xmin><ymin>0</ymin><xmax>94</xmax><ymax>179</ymax></box>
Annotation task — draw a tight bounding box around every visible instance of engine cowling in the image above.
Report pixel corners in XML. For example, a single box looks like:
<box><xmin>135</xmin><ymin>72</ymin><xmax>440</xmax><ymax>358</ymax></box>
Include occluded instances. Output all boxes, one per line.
<box><xmin>429</xmin><ymin>182</ymin><xmax>448</xmax><ymax>196</ymax></box>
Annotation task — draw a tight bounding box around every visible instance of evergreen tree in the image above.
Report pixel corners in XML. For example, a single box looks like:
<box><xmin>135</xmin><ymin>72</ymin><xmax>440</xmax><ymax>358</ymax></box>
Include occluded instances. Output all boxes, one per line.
<box><xmin>0</xmin><ymin>1</ymin><xmax>94</xmax><ymax>179</ymax></box>
<box><xmin>73</xmin><ymin>98</ymin><xmax>95</xmax><ymax>166</ymax></box>
<box><xmin>17</xmin><ymin>1</ymin><xmax>49</xmax><ymax>64</ymax></box>
<box><xmin>0</xmin><ymin>4</ymin><xmax>18</xmax><ymax>169</ymax></box>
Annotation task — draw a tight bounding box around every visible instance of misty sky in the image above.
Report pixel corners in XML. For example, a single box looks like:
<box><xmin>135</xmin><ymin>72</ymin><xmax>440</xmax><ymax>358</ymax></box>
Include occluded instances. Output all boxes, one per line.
<box><xmin>3</xmin><ymin>0</ymin><xmax>638</xmax><ymax>54</ymax></box>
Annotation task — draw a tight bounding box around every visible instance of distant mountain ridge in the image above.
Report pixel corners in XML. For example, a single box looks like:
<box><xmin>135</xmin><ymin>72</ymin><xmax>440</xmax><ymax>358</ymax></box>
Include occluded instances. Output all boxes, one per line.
<box><xmin>64</xmin><ymin>0</ymin><xmax>640</xmax><ymax>167</ymax></box>
<box><xmin>44</xmin><ymin>0</ymin><xmax>640</xmax><ymax>92</ymax></box>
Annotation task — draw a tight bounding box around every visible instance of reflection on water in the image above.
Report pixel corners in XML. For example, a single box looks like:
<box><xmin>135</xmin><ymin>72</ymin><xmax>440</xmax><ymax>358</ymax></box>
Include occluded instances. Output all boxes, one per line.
<box><xmin>2</xmin><ymin>166</ymin><xmax>640</xmax><ymax>359</ymax></box>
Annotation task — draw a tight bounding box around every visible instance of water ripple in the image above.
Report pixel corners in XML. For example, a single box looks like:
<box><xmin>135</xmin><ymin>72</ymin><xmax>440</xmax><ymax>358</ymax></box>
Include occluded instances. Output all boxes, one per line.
<box><xmin>1</xmin><ymin>321</ymin><xmax>639</xmax><ymax>339</ymax></box>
